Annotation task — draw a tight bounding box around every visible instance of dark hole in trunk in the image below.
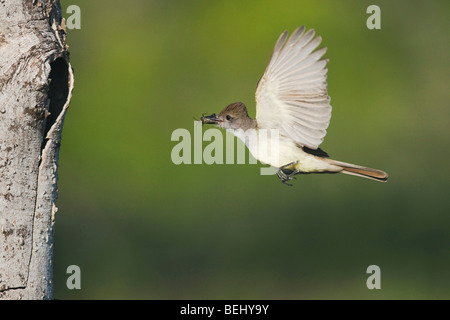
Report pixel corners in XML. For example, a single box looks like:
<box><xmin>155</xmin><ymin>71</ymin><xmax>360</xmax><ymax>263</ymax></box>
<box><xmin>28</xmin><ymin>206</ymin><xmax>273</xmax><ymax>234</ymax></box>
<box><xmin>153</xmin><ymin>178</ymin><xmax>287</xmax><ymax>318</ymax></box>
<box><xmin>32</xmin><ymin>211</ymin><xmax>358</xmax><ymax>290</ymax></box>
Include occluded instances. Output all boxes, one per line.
<box><xmin>41</xmin><ymin>57</ymin><xmax>69</xmax><ymax>152</ymax></box>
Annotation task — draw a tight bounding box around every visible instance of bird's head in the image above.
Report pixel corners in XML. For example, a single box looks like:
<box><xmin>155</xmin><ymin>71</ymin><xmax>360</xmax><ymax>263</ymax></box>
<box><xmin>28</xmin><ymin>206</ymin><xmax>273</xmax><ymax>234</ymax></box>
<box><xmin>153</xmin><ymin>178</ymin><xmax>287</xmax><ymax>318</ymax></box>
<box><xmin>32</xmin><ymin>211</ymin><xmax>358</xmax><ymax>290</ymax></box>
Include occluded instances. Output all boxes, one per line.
<box><xmin>201</xmin><ymin>102</ymin><xmax>252</xmax><ymax>130</ymax></box>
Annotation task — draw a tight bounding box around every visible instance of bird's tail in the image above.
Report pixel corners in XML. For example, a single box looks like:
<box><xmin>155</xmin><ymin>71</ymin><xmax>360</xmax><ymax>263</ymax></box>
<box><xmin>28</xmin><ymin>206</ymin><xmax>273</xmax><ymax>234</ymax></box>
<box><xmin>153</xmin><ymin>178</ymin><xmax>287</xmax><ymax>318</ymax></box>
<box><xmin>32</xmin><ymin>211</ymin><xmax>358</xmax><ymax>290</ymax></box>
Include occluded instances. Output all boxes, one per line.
<box><xmin>323</xmin><ymin>159</ymin><xmax>388</xmax><ymax>182</ymax></box>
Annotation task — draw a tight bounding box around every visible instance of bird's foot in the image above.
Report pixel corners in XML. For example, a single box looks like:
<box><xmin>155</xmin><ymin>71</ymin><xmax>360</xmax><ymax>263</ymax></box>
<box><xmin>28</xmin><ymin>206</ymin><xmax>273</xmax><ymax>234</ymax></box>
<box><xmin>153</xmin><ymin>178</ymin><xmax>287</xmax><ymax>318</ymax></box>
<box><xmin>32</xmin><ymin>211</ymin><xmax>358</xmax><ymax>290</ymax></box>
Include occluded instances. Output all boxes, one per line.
<box><xmin>277</xmin><ymin>161</ymin><xmax>300</xmax><ymax>186</ymax></box>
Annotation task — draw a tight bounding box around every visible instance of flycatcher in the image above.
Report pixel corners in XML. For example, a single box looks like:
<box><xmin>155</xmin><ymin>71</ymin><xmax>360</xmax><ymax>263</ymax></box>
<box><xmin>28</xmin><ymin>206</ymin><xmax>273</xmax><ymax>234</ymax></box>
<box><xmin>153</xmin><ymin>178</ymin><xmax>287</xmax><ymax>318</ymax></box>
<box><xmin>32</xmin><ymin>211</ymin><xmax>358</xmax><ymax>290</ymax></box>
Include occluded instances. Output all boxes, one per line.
<box><xmin>201</xmin><ymin>26</ymin><xmax>388</xmax><ymax>185</ymax></box>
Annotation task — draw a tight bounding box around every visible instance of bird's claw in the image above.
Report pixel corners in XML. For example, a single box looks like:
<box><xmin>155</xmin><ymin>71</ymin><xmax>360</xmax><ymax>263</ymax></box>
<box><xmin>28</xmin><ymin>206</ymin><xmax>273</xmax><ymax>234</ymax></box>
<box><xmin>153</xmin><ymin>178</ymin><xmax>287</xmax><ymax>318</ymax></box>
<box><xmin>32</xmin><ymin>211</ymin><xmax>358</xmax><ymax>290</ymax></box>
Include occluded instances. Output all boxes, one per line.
<box><xmin>277</xmin><ymin>161</ymin><xmax>300</xmax><ymax>186</ymax></box>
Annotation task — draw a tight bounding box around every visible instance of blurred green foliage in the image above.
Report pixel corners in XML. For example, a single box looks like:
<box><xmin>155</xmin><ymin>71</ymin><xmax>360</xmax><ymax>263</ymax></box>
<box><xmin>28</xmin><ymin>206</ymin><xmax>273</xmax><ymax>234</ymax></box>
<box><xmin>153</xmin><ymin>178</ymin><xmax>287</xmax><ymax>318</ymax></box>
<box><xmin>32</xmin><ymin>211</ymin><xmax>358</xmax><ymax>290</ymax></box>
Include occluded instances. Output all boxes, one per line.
<box><xmin>55</xmin><ymin>0</ymin><xmax>450</xmax><ymax>299</ymax></box>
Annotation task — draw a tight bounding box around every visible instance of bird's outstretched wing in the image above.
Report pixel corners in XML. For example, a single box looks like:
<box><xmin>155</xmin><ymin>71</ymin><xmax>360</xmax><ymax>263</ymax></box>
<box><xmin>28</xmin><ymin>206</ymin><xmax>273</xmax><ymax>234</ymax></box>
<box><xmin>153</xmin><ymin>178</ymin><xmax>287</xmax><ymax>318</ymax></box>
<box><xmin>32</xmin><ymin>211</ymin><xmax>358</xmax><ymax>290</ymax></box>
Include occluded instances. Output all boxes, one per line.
<box><xmin>255</xmin><ymin>26</ymin><xmax>331</xmax><ymax>149</ymax></box>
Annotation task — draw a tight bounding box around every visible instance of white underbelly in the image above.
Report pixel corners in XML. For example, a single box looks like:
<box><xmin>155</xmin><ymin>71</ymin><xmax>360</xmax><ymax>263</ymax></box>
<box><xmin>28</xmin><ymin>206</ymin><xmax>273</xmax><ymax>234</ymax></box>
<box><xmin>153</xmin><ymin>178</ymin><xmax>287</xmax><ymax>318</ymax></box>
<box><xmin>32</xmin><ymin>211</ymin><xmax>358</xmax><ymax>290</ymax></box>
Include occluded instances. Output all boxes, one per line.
<box><xmin>232</xmin><ymin>129</ymin><xmax>340</xmax><ymax>172</ymax></box>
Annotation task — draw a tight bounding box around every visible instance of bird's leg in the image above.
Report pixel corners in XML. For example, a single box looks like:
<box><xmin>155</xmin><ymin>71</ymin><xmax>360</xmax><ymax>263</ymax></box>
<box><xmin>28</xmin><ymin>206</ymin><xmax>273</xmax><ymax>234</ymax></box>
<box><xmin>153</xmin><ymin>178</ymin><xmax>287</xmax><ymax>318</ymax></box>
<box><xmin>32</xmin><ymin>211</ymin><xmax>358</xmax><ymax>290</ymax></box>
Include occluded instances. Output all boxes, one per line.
<box><xmin>277</xmin><ymin>161</ymin><xmax>300</xmax><ymax>186</ymax></box>
<box><xmin>277</xmin><ymin>170</ymin><xmax>294</xmax><ymax>186</ymax></box>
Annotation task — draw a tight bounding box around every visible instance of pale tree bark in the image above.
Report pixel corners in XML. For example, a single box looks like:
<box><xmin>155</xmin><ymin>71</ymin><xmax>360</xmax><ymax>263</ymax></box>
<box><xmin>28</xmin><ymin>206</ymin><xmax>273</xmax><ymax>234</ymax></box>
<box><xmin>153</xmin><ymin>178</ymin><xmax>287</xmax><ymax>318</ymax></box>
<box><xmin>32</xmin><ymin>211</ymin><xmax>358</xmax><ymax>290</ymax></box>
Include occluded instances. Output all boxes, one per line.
<box><xmin>0</xmin><ymin>0</ymin><xmax>73</xmax><ymax>299</ymax></box>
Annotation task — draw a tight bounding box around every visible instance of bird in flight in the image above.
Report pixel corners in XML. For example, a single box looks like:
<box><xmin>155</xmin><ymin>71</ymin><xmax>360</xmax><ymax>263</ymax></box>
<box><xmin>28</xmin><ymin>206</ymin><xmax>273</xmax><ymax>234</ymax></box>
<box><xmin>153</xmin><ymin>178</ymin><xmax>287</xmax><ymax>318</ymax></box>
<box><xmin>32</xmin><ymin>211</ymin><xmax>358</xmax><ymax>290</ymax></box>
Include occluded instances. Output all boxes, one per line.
<box><xmin>201</xmin><ymin>26</ymin><xmax>388</xmax><ymax>185</ymax></box>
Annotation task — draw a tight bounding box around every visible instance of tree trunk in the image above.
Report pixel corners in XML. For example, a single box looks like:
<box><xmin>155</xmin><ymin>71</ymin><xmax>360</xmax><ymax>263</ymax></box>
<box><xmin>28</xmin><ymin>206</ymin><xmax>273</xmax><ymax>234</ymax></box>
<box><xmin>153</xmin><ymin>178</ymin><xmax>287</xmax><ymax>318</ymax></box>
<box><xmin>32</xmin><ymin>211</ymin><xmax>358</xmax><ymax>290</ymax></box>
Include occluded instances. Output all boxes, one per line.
<box><xmin>0</xmin><ymin>0</ymin><xmax>73</xmax><ymax>299</ymax></box>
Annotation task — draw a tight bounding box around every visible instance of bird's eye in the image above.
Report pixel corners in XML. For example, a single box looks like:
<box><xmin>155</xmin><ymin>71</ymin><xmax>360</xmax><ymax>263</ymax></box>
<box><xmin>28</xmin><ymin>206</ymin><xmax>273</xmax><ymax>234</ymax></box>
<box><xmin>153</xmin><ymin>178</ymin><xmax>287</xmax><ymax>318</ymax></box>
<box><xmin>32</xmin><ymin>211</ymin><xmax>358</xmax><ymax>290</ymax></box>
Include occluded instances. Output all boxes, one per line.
<box><xmin>226</xmin><ymin>115</ymin><xmax>232</xmax><ymax>121</ymax></box>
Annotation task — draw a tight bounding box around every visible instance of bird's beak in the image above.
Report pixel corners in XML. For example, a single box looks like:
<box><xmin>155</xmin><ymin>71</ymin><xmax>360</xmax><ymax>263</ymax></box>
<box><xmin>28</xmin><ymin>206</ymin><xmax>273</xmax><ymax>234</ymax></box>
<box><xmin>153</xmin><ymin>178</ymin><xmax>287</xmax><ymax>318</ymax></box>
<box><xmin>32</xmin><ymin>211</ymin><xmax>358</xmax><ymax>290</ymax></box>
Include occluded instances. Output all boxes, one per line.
<box><xmin>201</xmin><ymin>113</ymin><xmax>221</xmax><ymax>125</ymax></box>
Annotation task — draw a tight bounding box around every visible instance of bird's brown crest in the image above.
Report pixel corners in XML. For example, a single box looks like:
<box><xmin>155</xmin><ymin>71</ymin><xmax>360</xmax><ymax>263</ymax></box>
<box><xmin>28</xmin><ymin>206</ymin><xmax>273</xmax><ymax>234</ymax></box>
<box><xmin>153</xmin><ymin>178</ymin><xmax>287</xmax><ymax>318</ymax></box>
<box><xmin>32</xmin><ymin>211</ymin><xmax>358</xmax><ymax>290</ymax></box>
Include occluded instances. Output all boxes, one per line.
<box><xmin>218</xmin><ymin>102</ymin><xmax>249</xmax><ymax>118</ymax></box>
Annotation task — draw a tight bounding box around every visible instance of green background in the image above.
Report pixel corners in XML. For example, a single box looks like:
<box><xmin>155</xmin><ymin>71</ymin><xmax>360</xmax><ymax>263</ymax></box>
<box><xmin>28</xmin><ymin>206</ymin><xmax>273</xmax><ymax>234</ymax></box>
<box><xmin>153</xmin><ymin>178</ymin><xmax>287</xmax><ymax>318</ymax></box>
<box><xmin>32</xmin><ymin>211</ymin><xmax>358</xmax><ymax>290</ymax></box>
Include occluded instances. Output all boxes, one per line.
<box><xmin>55</xmin><ymin>0</ymin><xmax>450</xmax><ymax>299</ymax></box>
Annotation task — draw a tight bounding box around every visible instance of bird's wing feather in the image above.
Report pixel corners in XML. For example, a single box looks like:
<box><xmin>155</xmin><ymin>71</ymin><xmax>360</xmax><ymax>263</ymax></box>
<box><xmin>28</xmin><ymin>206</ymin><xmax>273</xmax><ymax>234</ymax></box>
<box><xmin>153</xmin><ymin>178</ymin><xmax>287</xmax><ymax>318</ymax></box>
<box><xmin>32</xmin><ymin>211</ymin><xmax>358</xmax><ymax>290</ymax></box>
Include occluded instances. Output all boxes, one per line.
<box><xmin>255</xmin><ymin>26</ymin><xmax>331</xmax><ymax>149</ymax></box>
